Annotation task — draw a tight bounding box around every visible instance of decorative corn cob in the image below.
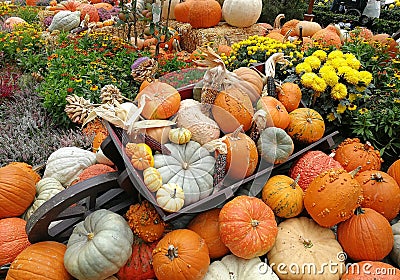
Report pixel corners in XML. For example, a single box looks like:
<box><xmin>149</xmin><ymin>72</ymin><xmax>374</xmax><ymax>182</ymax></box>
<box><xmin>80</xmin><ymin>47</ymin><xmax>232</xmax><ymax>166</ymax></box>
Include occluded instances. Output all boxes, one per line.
<box><xmin>213</xmin><ymin>151</ymin><xmax>227</xmax><ymax>189</ymax></box>
<box><xmin>144</xmin><ymin>134</ymin><xmax>171</xmax><ymax>155</ymax></box>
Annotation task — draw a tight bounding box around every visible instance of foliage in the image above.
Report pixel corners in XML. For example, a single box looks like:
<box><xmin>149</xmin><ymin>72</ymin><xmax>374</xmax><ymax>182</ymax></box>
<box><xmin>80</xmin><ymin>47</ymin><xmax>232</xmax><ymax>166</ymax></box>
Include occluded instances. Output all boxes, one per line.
<box><xmin>260</xmin><ymin>0</ymin><xmax>309</xmax><ymax>25</ymax></box>
<box><xmin>158</xmin><ymin>67</ymin><xmax>206</xmax><ymax>88</ymax></box>
<box><xmin>0</xmin><ymin>63</ymin><xmax>22</xmax><ymax>98</ymax></box>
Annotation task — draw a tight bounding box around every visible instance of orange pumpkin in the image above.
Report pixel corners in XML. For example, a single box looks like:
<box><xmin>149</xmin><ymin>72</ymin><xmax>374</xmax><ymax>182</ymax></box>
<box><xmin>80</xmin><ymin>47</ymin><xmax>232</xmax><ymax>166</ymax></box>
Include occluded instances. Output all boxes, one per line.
<box><xmin>152</xmin><ymin>229</ymin><xmax>210</xmax><ymax>280</ymax></box>
<box><xmin>266</xmin><ymin>32</ymin><xmax>284</xmax><ymax>42</ymax></box>
<box><xmin>277</xmin><ymin>82</ymin><xmax>302</xmax><ymax>112</ymax></box>
<box><xmin>233</xmin><ymin>67</ymin><xmax>264</xmax><ymax>102</ymax></box>
<box><xmin>256</xmin><ymin>96</ymin><xmax>290</xmax><ymax>129</ymax></box>
<box><xmin>280</xmin><ymin>19</ymin><xmax>299</xmax><ymax>35</ymax></box>
<box><xmin>370</xmin><ymin>33</ymin><xmax>398</xmax><ymax>58</ymax></box>
<box><xmin>0</xmin><ymin>218</ymin><xmax>31</xmax><ymax>266</ymax></box>
<box><xmin>93</xmin><ymin>2</ymin><xmax>114</xmax><ymax>10</ymax></box>
<box><xmin>136</xmin><ymin>81</ymin><xmax>181</xmax><ymax>120</ymax></box>
<box><xmin>125</xmin><ymin>143</ymin><xmax>154</xmax><ymax>171</ymax></box>
<box><xmin>187</xmin><ymin>0</ymin><xmax>222</xmax><ymax>28</ymax></box>
<box><xmin>217</xmin><ymin>44</ymin><xmax>232</xmax><ymax>56</ymax></box>
<box><xmin>187</xmin><ymin>208</ymin><xmax>230</xmax><ymax>259</ymax></box>
<box><xmin>311</xmin><ymin>25</ymin><xmax>342</xmax><ymax>48</ymax></box>
<box><xmin>304</xmin><ymin>168</ymin><xmax>363</xmax><ymax>228</ymax></box>
<box><xmin>219</xmin><ymin>196</ymin><xmax>278</xmax><ymax>259</ymax></box>
<box><xmin>72</xmin><ymin>164</ymin><xmax>116</xmax><ymax>185</ymax></box>
<box><xmin>78</xmin><ymin>4</ymin><xmax>100</xmax><ymax>22</ymax></box>
<box><xmin>6</xmin><ymin>241</ymin><xmax>73</xmax><ymax>280</ymax></box>
<box><xmin>174</xmin><ymin>0</ymin><xmax>193</xmax><ymax>23</ymax></box>
<box><xmin>286</xmin><ymin>108</ymin><xmax>325</xmax><ymax>144</ymax></box>
<box><xmin>8</xmin><ymin>162</ymin><xmax>41</xmax><ymax>184</ymax></box>
<box><xmin>54</xmin><ymin>0</ymin><xmax>83</xmax><ymax>12</ymax></box>
<box><xmin>387</xmin><ymin>159</ymin><xmax>400</xmax><ymax>186</ymax></box>
<box><xmin>337</xmin><ymin>207</ymin><xmax>394</xmax><ymax>261</ymax></box>
<box><xmin>0</xmin><ymin>165</ymin><xmax>36</xmax><ymax>219</ymax></box>
<box><xmin>341</xmin><ymin>261</ymin><xmax>400</xmax><ymax>279</ymax></box>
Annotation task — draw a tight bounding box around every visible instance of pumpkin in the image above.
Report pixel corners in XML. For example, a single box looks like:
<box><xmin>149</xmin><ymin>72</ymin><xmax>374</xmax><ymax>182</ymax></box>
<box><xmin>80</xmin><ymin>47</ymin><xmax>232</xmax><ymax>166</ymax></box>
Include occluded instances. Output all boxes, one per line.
<box><xmin>217</xmin><ymin>44</ymin><xmax>233</xmax><ymax>56</ymax></box>
<box><xmin>92</xmin><ymin>130</ymin><xmax>108</xmax><ymax>152</ymax></box>
<box><xmin>332</xmin><ymin>138</ymin><xmax>383</xmax><ymax>172</ymax></box>
<box><xmin>266</xmin><ymin>32</ymin><xmax>285</xmax><ymax>42</ymax></box>
<box><xmin>161</xmin><ymin>0</ymin><xmax>180</xmax><ymax>19</ymax></box>
<box><xmin>387</xmin><ymin>159</ymin><xmax>400</xmax><ymax>186</ymax></box>
<box><xmin>286</xmin><ymin>108</ymin><xmax>325</xmax><ymax>144</ymax></box>
<box><xmin>4</xmin><ymin>17</ymin><xmax>27</xmax><ymax>30</ymax></box>
<box><xmin>187</xmin><ymin>208</ymin><xmax>230</xmax><ymax>259</ymax></box>
<box><xmin>219</xmin><ymin>196</ymin><xmax>278</xmax><ymax>259</ymax></box>
<box><xmin>256</xmin><ymin>96</ymin><xmax>290</xmax><ymax>129</ymax></box>
<box><xmin>152</xmin><ymin>229</ymin><xmax>210</xmax><ymax>280</ymax></box>
<box><xmin>277</xmin><ymin>82</ymin><xmax>302</xmax><ymax>112</ymax></box>
<box><xmin>93</xmin><ymin>2</ymin><xmax>113</xmax><ymax>10</ymax></box>
<box><xmin>257</xmin><ymin>126</ymin><xmax>294</xmax><ymax>165</ymax></box>
<box><xmin>169</xmin><ymin>127</ymin><xmax>192</xmax><ymax>144</ymax></box>
<box><xmin>222</xmin><ymin>0</ymin><xmax>262</xmax><ymax>28</ymax></box>
<box><xmin>223</xmin><ymin>126</ymin><xmax>258</xmax><ymax>181</ymax></box>
<box><xmin>311</xmin><ymin>25</ymin><xmax>342</xmax><ymax>48</ymax></box>
<box><xmin>304</xmin><ymin>168</ymin><xmax>363</xmax><ymax>228</ymax></box>
<box><xmin>153</xmin><ymin>141</ymin><xmax>215</xmax><ymax>205</ymax></box>
<box><xmin>0</xmin><ymin>165</ymin><xmax>36</xmax><ymax>219</ymax></box>
<box><xmin>174</xmin><ymin>0</ymin><xmax>193</xmax><ymax>23</ymax></box>
<box><xmin>337</xmin><ymin>207</ymin><xmax>394</xmax><ymax>261</ymax></box>
<box><xmin>203</xmin><ymin>254</ymin><xmax>279</xmax><ymax>280</ymax></box>
<box><xmin>293</xmin><ymin>20</ymin><xmax>322</xmax><ymax>37</ymax></box>
<box><xmin>186</xmin><ymin>0</ymin><xmax>222</xmax><ymax>28</ymax></box>
<box><xmin>288</xmin><ymin>150</ymin><xmax>343</xmax><ymax>191</ymax></box>
<box><xmin>370</xmin><ymin>33</ymin><xmax>398</xmax><ymax>58</ymax></box>
<box><xmin>0</xmin><ymin>218</ymin><xmax>30</xmax><ymax>266</ymax></box>
<box><xmin>342</xmin><ymin>261</ymin><xmax>400</xmax><ymax>279</ymax></box>
<box><xmin>280</xmin><ymin>19</ymin><xmax>299</xmax><ymax>36</ymax></box>
<box><xmin>212</xmin><ymin>87</ymin><xmax>254</xmax><ymax>133</ymax></box>
<box><xmin>43</xmin><ymin>147</ymin><xmax>97</xmax><ymax>187</ymax></box>
<box><xmin>136</xmin><ymin>81</ymin><xmax>181</xmax><ymax>120</ymax></box>
<box><xmin>125</xmin><ymin>142</ymin><xmax>154</xmax><ymax>171</ymax></box>
<box><xmin>156</xmin><ymin>182</ymin><xmax>185</xmax><ymax>213</ymax></box>
<box><xmin>347</xmin><ymin>26</ymin><xmax>374</xmax><ymax>42</ymax></box>
<box><xmin>143</xmin><ymin>167</ymin><xmax>163</xmax><ymax>192</ymax></box>
<box><xmin>125</xmin><ymin>200</ymin><xmax>166</xmax><ymax>243</ymax></box>
<box><xmin>8</xmin><ymin>162</ymin><xmax>41</xmax><ymax>184</ymax></box>
<box><xmin>22</xmin><ymin>178</ymin><xmax>65</xmax><ymax>221</ymax></box>
<box><xmin>233</xmin><ymin>67</ymin><xmax>264</xmax><ymax>103</ymax></box>
<box><xmin>116</xmin><ymin>236</ymin><xmax>157</xmax><ymax>280</ymax></box>
<box><xmin>77</xmin><ymin>4</ymin><xmax>99</xmax><ymax>22</ymax></box>
<box><xmin>48</xmin><ymin>10</ymin><xmax>81</xmax><ymax>32</ymax></box>
<box><xmin>267</xmin><ymin>217</ymin><xmax>345</xmax><ymax>280</ymax></box>
<box><xmin>355</xmin><ymin>170</ymin><xmax>400</xmax><ymax>221</ymax></box>
<box><xmin>72</xmin><ymin>163</ymin><xmax>116</xmax><ymax>184</ymax></box>
<box><xmin>6</xmin><ymin>241</ymin><xmax>73</xmax><ymax>280</ymax></box>
<box><xmin>261</xmin><ymin>175</ymin><xmax>303</xmax><ymax>218</ymax></box>
<box><xmin>64</xmin><ymin>209</ymin><xmax>134</xmax><ymax>280</ymax></box>
<box><xmin>53</xmin><ymin>0</ymin><xmax>83</xmax><ymax>11</ymax></box>
<box><xmin>129</xmin><ymin>119</ymin><xmax>174</xmax><ymax>145</ymax></box>
<box><xmin>390</xmin><ymin>221</ymin><xmax>400</xmax><ymax>266</ymax></box>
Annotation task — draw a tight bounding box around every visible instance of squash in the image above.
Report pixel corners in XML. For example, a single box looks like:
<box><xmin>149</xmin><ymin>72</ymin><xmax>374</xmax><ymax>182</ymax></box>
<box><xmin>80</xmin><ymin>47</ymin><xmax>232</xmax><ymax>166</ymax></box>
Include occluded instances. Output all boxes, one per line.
<box><xmin>143</xmin><ymin>167</ymin><xmax>163</xmax><ymax>192</ymax></box>
<box><xmin>77</xmin><ymin>3</ymin><xmax>99</xmax><ymax>22</ymax></box>
<box><xmin>72</xmin><ymin>164</ymin><xmax>116</xmax><ymax>184</ymax></box>
<box><xmin>0</xmin><ymin>218</ymin><xmax>30</xmax><ymax>266</ymax></box>
<box><xmin>43</xmin><ymin>147</ymin><xmax>97</xmax><ymax>187</ymax></box>
<box><xmin>156</xmin><ymin>183</ymin><xmax>185</xmax><ymax>213</ymax></box>
<box><xmin>261</xmin><ymin>175</ymin><xmax>303</xmax><ymax>218</ymax></box>
<box><xmin>342</xmin><ymin>261</ymin><xmax>400</xmax><ymax>279</ymax></box>
<box><xmin>219</xmin><ymin>196</ymin><xmax>278</xmax><ymax>259</ymax></box>
<box><xmin>256</xmin><ymin>96</ymin><xmax>290</xmax><ymax>129</ymax></box>
<box><xmin>186</xmin><ymin>0</ymin><xmax>222</xmax><ymax>28</ymax></box>
<box><xmin>0</xmin><ymin>165</ymin><xmax>36</xmax><ymax>219</ymax></box>
<box><xmin>267</xmin><ymin>217</ymin><xmax>345</xmax><ymax>280</ymax></box>
<box><xmin>293</xmin><ymin>20</ymin><xmax>322</xmax><ymax>37</ymax></box>
<box><xmin>222</xmin><ymin>0</ymin><xmax>262</xmax><ymax>28</ymax></box>
<box><xmin>280</xmin><ymin>19</ymin><xmax>299</xmax><ymax>36</ymax></box>
<box><xmin>304</xmin><ymin>167</ymin><xmax>363</xmax><ymax>228</ymax></box>
<box><xmin>387</xmin><ymin>159</ymin><xmax>400</xmax><ymax>187</ymax></box>
<box><xmin>390</xmin><ymin>221</ymin><xmax>400</xmax><ymax>266</ymax></box>
<box><xmin>311</xmin><ymin>25</ymin><xmax>342</xmax><ymax>48</ymax></box>
<box><xmin>8</xmin><ymin>162</ymin><xmax>41</xmax><ymax>184</ymax></box>
<box><xmin>64</xmin><ymin>209</ymin><xmax>134</xmax><ymax>280</ymax></box>
<box><xmin>187</xmin><ymin>208</ymin><xmax>230</xmax><ymax>259</ymax></box>
<box><xmin>125</xmin><ymin>142</ymin><xmax>154</xmax><ymax>171</ymax></box>
<box><xmin>233</xmin><ymin>67</ymin><xmax>264</xmax><ymax>103</ymax></box>
<box><xmin>6</xmin><ymin>241</ymin><xmax>73</xmax><ymax>280</ymax></box>
<box><xmin>203</xmin><ymin>254</ymin><xmax>279</xmax><ymax>279</ymax></box>
<box><xmin>152</xmin><ymin>229</ymin><xmax>210</xmax><ymax>280</ymax></box>
<box><xmin>169</xmin><ymin>127</ymin><xmax>192</xmax><ymax>144</ymax></box>
<box><xmin>4</xmin><ymin>17</ymin><xmax>27</xmax><ymax>30</ymax></box>
<box><xmin>22</xmin><ymin>178</ymin><xmax>65</xmax><ymax>221</ymax></box>
<box><xmin>153</xmin><ymin>141</ymin><xmax>215</xmax><ymax>205</ymax></box>
<box><xmin>277</xmin><ymin>82</ymin><xmax>302</xmax><ymax>112</ymax></box>
<box><xmin>257</xmin><ymin>127</ymin><xmax>294</xmax><ymax>165</ymax></box>
<box><xmin>286</xmin><ymin>108</ymin><xmax>325</xmax><ymax>144</ymax></box>
<box><xmin>337</xmin><ymin>207</ymin><xmax>394</xmax><ymax>261</ymax></box>
<box><xmin>48</xmin><ymin>10</ymin><xmax>81</xmax><ymax>32</ymax></box>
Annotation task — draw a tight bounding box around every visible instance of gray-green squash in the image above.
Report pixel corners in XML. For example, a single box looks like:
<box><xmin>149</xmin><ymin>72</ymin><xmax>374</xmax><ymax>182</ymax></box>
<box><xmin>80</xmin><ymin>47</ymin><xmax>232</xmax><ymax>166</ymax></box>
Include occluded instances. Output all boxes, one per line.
<box><xmin>257</xmin><ymin>127</ymin><xmax>294</xmax><ymax>165</ymax></box>
<box><xmin>48</xmin><ymin>10</ymin><xmax>81</xmax><ymax>32</ymax></box>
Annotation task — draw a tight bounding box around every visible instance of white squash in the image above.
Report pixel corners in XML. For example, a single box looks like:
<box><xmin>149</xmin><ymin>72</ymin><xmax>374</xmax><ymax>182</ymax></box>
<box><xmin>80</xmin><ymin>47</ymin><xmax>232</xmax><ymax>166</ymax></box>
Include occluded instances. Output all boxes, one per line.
<box><xmin>95</xmin><ymin>148</ymin><xmax>114</xmax><ymax>166</ymax></box>
<box><xmin>43</xmin><ymin>147</ymin><xmax>97</xmax><ymax>187</ymax></box>
<box><xmin>156</xmin><ymin>183</ymin><xmax>185</xmax><ymax>212</ymax></box>
<box><xmin>222</xmin><ymin>0</ymin><xmax>262</xmax><ymax>28</ymax></box>
<box><xmin>390</xmin><ymin>221</ymin><xmax>400</xmax><ymax>266</ymax></box>
<box><xmin>204</xmin><ymin>254</ymin><xmax>279</xmax><ymax>280</ymax></box>
<box><xmin>153</xmin><ymin>141</ymin><xmax>215</xmax><ymax>205</ymax></box>
<box><xmin>48</xmin><ymin>10</ymin><xmax>81</xmax><ymax>32</ymax></box>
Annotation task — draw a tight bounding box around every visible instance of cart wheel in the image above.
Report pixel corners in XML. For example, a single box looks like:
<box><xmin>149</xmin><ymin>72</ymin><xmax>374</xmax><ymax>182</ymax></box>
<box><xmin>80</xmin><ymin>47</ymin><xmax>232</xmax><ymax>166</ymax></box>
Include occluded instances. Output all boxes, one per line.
<box><xmin>345</xmin><ymin>8</ymin><xmax>362</xmax><ymax>17</ymax></box>
<box><xmin>26</xmin><ymin>170</ymin><xmax>137</xmax><ymax>244</ymax></box>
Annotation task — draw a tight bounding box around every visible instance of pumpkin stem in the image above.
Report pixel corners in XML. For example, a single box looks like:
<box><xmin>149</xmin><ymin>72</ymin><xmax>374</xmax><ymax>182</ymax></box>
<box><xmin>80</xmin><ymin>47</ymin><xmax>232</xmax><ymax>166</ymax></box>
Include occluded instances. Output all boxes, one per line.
<box><xmin>354</xmin><ymin>206</ymin><xmax>365</xmax><ymax>215</ymax></box>
<box><xmin>230</xmin><ymin>125</ymin><xmax>244</xmax><ymax>140</ymax></box>
<box><xmin>299</xmin><ymin>236</ymin><xmax>313</xmax><ymax>248</ymax></box>
<box><xmin>291</xmin><ymin>174</ymin><xmax>301</xmax><ymax>189</ymax></box>
<box><xmin>171</xmin><ymin>187</ymin><xmax>177</xmax><ymax>198</ymax></box>
<box><xmin>370</xmin><ymin>172</ymin><xmax>384</xmax><ymax>182</ymax></box>
<box><xmin>166</xmin><ymin>244</ymin><xmax>179</xmax><ymax>260</ymax></box>
<box><xmin>364</xmin><ymin>141</ymin><xmax>373</xmax><ymax>151</ymax></box>
<box><xmin>349</xmin><ymin>166</ymin><xmax>362</xmax><ymax>179</ymax></box>
<box><xmin>251</xmin><ymin>219</ymin><xmax>259</xmax><ymax>227</ymax></box>
<box><xmin>87</xmin><ymin>232</ymin><xmax>95</xmax><ymax>240</ymax></box>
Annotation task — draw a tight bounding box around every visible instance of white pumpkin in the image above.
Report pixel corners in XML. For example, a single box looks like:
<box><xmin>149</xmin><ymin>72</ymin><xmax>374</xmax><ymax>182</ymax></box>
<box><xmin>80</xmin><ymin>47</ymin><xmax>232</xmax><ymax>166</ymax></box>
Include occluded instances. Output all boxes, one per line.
<box><xmin>222</xmin><ymin>0</ymin><xmax>262</xmax><ymax>28</ymax></box>
<box><xmin>390</xmin><ymin>221</ymin><xmax>400</xmax><ymax>266</ymax></box>
<box><xmin>22</xmin><ymin>177</ymin><xmax>65</xmax><ymax>221</ymax></box>
<box><xmin>43</xmin><ymin>147</ymin><xmax>97</xmax><ymax>187</ymax></box>
<box><xmin>64</xmin><ymin>209</ymin><xmax>134</xmax><ymax>280</ymax></box>
<box><xmin>156</xmin><ymin>183</ymin><xmax>185</xmax><ymax>213</ymax></box>
<box><xmin>48</xmin><ymin>10</ymin><xmax>81</xmax><ymax>32</ymax></box>
<box><xmin>204</xmin><ymin>254</ymin><xmax>279</xmax><ymax>280</ymax></box>
<box><xmin>153</xmin><ymin>141</ymin><xmax>215</xmax><ymax>205</ymax></box>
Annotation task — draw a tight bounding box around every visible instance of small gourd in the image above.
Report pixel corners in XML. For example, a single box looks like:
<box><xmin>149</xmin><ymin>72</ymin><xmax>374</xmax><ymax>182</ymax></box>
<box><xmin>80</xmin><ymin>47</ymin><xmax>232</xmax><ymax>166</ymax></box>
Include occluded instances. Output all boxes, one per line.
<box><xmin>48</xmin><ymin>10</ymin><xmax>81</xmax><ymax>32</ymax></box>
<box><xmin>125</xmin><ymin>143</ymin><xmax>154</xmax><ymax>171</ymax></box>
<box><xmin>169</xmin><ymin>127</ymin><xmax>192</xmax><ymax>144</ymax></box>
<box><xmin>257</xmin><ymin>127</ymin><xmax>294</xmax><ymax>165</ymax></box>
<box><xmin>143</xmin><ymin>167</ymin><xmax>163</xmax><ymax>192</ymax></box>
<box><xmin>156</xmin><ymin>183</ymin><xmax>185</xmax><ymax>213</ymax></box>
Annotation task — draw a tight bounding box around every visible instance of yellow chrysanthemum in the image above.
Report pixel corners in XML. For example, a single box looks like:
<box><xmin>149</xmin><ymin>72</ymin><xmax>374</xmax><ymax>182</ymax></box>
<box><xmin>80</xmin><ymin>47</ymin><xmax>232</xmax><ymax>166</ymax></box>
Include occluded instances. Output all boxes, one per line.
<box><xmin>337</xmin><ymin>103</ymin><xmax>347</xmax><ymax>114</ymax></box>
<box><xmin>356</xmin><ymin>85</ymin><xmax>367</xmax><ymax>92</ymax></box>
<box><xmin>312</xmin><ymin>50</ymin><xmax>327</xmax><ymax>61</ymax></box>
<box><xmin>359</xmin><ymin>71</ymin><xmax>373</xmax><ymax>85</ymax></box>
<box><xmin>345</xmin><ymin>56</ymin><xmax>361</xmax><ymax>70</ymax></box>
<box><xmin>327</xmin><ymin>112</ymin><xmax>336</xmax><ymax>121</ymax></box>
<box><xmin>337</xmin><ymin>65</ymin><xmax>354</xmax><ymax>76</ymax></box>
<box><xmin>320</xmin><ymin>70</ymin><xmax>339</xmax><ymax>87</ymax></box>
<box><xmin>301</xmin><ymin>72</ymin><xmax>318</xmax><ymax>88</ymax></box>
<box><xmin>327</xmin><ymin>57</ymin><xmax>347</xmax><ymax>69</ymax></box>
<box><xmin>331</xmin><ymin>83</ymin><xmax>348</xmax><ymax>100</ymax></box>
<box><xmin>296</xmin><ymin>62</ymin><xmax>312</xmax><ymax>74</ymax></box>
<box><xmin>348</xmin><ymin>93</ymin><xmax>358</xmax><ymax>102</ymax></box>
<box><xmin>304</xmin><ymin>56</ymin><xmax>322</xmax><ymax>70</ymax></box>
<box><xmin>348</xmin><ymin>104</ymin><xmax>357</xmax><ymax>111</ymax></box>
<box><xmin>312</xmin><ymin>76</ymin><xmax>327</xmax><ymax>92</ymax></box>
<box><xmin>327</xmin><ymin>50</ymin><xmax>344</xmax><ymax>60</ymax></box>
<box><xmin>344</xmin><ymin>69</ymin><xmax>360</xmax><ymax>85</ymax></box>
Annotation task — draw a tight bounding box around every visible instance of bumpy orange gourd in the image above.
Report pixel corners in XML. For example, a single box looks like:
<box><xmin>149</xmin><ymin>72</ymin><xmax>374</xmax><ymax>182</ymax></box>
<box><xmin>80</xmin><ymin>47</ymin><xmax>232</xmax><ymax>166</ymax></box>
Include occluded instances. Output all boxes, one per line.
<box><xmin>304</xmin><ymin>168</ymin><xmax>363</xmax><ymax>228</ymax></box>
<box><xmin>286</xmin><ymin>108</ymin><xmax>325</xmax><ymax>144</ymax></box>
<box><xmin>174</xmin><ymin>0</ymin><xmax>193</xmax><ymax>23</ymax></box>
<box><xmin>187</xmin><ymin>0</ymin><xmax>222</xmax><ymax>28</ymax></box>
<box><xmin>257</xmin><ymin>96</ymin><xmax>290</xmax><ymax>129</ymax></box>
<box><xmin>333</xmin><ymin>138</ymin><xmax>383</xmax><ymax>172</ymax></box>
<box><xmin>0</xmin><ymin>165</ymin><xmax>36</xmax><ymax>219</ymax></box>
<box><xmin>341</xmin><ymin>261</ymin><xmax>400</xmax><ymax>279</ymax></box>
<box><xmin>277</xmin><ymin>82</ymin><xmax>302</xmax><ymax>112</ymax></box>
<box><xmin>0</xmin><ymin>218</ymin><xmax>31</xmax><ymax>266</ymax></box>
<box><xmin>152</xmin><ymin>229</ymin><xmax>210</xmax><ymax>280</ymax></box>
<box><xmin>219</xmin><ymin>196</ymin><xmax>278</xmax><ymax>259</ymax></box>
<box><xmin>311</xmin><ymin>25</ymin><xmax>342</xmax><ymax>48</ymax></box>
<box><xmin>355</xmin><ymin>170</ymin><xmax>400</xmax><ymax>221</ymax></box>
<box><xmin>72</xmin><ymin>164</ymin><xmax>116</xmax><ymax>184</ymax></box>
<box><xmin>387</xmin><ymin>159</ymin><xmax>400</xmax><ymax>187</ymax></box>
<box><xmin>78</xmin><ymin>4</ymin><xmax>100</xmax><ymax>22</ymax></box>
<box><xmin>280</xmin><ymin>19</ymin><xmax>299</xmax><ymax>35</ymax></box>
<box><xmin>337</xmin><ymin>207</ymin><xmax>394</xmax><ymax>261</ymax></box>
<box><xmin>370</xmin><ymin>33</ymin><xmax>398</xmax><ymax>58</ymax></box>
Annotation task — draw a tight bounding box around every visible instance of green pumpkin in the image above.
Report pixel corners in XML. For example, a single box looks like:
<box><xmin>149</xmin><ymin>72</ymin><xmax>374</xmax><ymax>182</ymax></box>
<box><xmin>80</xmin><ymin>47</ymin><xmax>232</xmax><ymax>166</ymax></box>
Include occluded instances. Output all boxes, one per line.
<box><xmin>257</xmin><ymin>127</ymin><xmax>294</xmax><ymax>165</ymax></box>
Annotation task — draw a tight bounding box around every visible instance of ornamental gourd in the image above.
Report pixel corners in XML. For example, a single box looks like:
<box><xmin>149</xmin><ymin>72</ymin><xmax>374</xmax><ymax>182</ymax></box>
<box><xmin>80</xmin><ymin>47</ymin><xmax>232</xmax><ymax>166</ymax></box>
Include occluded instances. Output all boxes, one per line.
<box><xmin>187</xmin><ymin>0</ymin><xmax>222</xmax><ymax>29</ymax></box>
<box><xmin>277</xmin><ymin>82</ymin><xmax>302</xmax><ymax>112</ymax></box>
<box><xmin>286</xmin><ymin>108</ymin><xmax>325</xmax><ymax>144</ymax></box>
<box><xmin>222</xmin><ymin>0</ymin><xmax>262</xmax><ymax>28</ymax></box>
<box><xmin>203</xmin><ymin>254</ymin><xmax>279</xmax><ymax>280</ymax></box>
<box><xmin>257</xmin><ymin>127</ymin><xmax>294</xmax><ymax>165</ymax></box>
<box><xmin>337</xmin><ymin>207</ymin><xmax>394</xmax><ymax>261</ymax></box>
<box><xmin>219</xmin><ymin>196</ymin><xmax>278</xmax><ymax>259</ymax></box>
<box><xmin>342</xmin><ymin>261</ymin><xmax>400</xmax><ymax>280</ymax></box>
<box><xmin>156</xmin><ymin>183</ymin><xmax>185</xmax><ymax>213</ymax></box>
<box><xmin>256</xmin><ymin>96</ymin><xmax>290</xmax><ymax>129</ymax></box>
<box><xmin>153</xmin><ymin>141</ymin><xmax>215</xmax><ymax>205</ymax></box>
<box><xmin>143</xmin><ymin>167</ymin><xmax>163</xmax><ymax>192</ymax></box>
<box><xmin>267</xmin><ymin>217</ymin><xmax>345</xmax><ymax>280</ymax></box>
<box><xmin>64</xmin><ymin>209</ymin><xmax>134</xmax><ymax>280</ymax></box>
<box><xmin>125</xmin><ymin>143</ymin><xmax>155</xmax><ymax>171</ymax></box>
<box><xmin>48</xmin><ymin>10</ymin><xmax>81</xmax><ymax>32</ymax></box>
<box><xmin>169</xmin><ymin>127</ymin><xmax>192</xmax><ymax>144</ymax></box>
<box><xmin>43</xmin><ymin>147</ymin><xmax>97</xmax><ymax>187</ymax></box>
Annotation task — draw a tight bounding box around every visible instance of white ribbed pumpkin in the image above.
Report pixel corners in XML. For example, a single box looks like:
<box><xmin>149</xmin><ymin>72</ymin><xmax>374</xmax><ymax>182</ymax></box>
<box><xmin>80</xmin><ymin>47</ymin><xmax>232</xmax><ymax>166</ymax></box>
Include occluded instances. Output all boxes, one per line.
<box><xmin>222</xmin><ymin>0</ymin><xmax>262</xmax><ymax>28</ymax></box>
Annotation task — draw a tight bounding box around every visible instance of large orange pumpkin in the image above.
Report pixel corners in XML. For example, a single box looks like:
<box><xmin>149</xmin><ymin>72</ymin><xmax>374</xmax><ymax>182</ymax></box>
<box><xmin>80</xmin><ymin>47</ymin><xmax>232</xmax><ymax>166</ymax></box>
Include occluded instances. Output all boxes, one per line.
<box><xmin>0</xmin><ymin>165</ymin><xmax>36</xmax><ymax>219</ymax></box>
<box><xmin>0</xmin><ymin>218</ymin><xmax>31</xmax><ymax>266</ymax></box>
<box><xmin>387</xmin><ymin>159</ymin><xmax>400</xmax><ymax>187</ymax></box>
<box><xmin>219</xmin><ymin>196</ymin><xmax>278</xmax><ymax>259</ymax></box>
<box><xmin>337</xmin><ymin>207</ymin><xmax>394</xmax><ymax>261</ymax></box>
<box><xmin>136</xmin><ymin>81</ymin><xmax>181</xmax><ymax>120</ymax></box>
<box><xmin>174</xmin><ymin>0</ymin><xmax>193</xmax><ymax>23</ymax></box>
<box><xmin>6</xmin><ymin>241</ymin><xmax>73</xmax><ymax>280</ymax></box>
<box><xmin>187</xmin><ymin>208</ymin><xmax>230</xmax><ymax>259</ymax></box>
<box><xmin>152</xmin><ymin>229</ymin><xmax>210</xmax><ymax>280</ymax></box>
<box><xmin>256</xmin><ymin>96</ymin><xmax>290</xmax><ymax>129</ymax></box>
<box><xmin>370</xmin><ymin>33</ymin><xmax>398</xmax><ymax>58</ymax></box>
<box><xmin>311</xmin><ymin>25</ymin><xmax>342</xmax><ymax>48</ymax></box>
<box><xmin>8</xmin><ymin>162</ymin><xmax>41</xmax><ymax>184</ymax></box>
<box><xmin>341</xmin><ymin>261</ymin><xmax>400</xmax><ymax>279</ymax></box>
<box><xmin>187</xmin><ymin>0</ymin><xmax>222</xmax><ymax>28</ymax></box>
<box><xmin>78</xmin><ymin>4</ymin><xmax>100</xmax><ymax>22</ymax></box>
<box><xmin>286</xmin><ymin>108</ymin><xmax>325</xmax><ymax>144</ymax></box>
